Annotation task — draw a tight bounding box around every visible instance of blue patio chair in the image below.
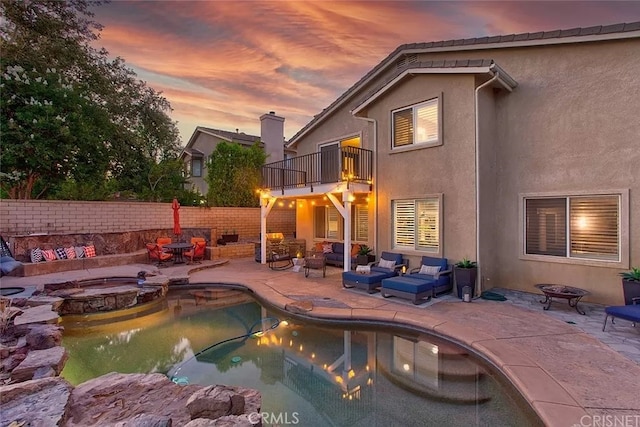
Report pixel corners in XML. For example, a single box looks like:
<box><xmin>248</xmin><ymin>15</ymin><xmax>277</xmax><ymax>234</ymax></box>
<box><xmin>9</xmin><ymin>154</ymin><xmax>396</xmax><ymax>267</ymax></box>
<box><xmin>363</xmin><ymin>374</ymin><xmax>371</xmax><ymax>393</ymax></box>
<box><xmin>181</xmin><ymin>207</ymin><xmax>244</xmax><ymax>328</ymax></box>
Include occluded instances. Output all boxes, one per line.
<box><xmin>602</xmin><ymin>297</ymin><xmax>640</xmax><ymax>331</ymax></box>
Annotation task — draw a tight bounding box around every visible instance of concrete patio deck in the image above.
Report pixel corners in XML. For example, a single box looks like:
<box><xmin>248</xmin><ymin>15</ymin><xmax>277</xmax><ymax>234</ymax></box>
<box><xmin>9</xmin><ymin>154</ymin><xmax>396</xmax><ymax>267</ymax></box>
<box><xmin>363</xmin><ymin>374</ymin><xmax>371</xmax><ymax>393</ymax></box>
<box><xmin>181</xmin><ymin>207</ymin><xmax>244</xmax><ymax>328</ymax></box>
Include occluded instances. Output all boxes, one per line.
<box><xmin>2</xmin><ymin>257</ymin><xmax>639</xmax><ymax>427</ymax></box>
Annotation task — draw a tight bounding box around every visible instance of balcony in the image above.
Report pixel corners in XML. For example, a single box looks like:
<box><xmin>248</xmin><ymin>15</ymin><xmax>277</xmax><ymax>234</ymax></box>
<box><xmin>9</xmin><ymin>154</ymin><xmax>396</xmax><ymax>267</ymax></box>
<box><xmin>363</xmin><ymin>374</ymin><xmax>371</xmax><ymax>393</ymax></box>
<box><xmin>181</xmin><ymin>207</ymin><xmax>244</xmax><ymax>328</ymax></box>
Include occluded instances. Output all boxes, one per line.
<box><xmin>262</xmin><ymin>146</ymin><xmax>373</xmax><ymax>194</ymax></box>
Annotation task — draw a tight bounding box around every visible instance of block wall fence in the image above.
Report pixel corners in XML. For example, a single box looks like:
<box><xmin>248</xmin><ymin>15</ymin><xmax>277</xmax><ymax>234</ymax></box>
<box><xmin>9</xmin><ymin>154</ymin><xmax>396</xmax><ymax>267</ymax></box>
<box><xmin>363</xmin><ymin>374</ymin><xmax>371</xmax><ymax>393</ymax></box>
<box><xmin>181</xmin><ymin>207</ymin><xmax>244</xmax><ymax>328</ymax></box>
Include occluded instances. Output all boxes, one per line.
<box><xmin>0</xmin><ymin>200</ymin><xmax>296</xmax><ymax>239</ymax></box>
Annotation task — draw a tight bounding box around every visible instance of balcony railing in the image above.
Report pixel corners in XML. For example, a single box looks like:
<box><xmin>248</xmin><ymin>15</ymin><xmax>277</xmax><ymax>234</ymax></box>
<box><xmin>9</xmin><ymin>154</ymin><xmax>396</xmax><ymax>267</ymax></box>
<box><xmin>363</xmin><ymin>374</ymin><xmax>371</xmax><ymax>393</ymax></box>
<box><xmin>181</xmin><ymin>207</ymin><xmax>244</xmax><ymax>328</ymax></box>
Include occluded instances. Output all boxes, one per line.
<box><xmin>262</xmin><ymin>146</ymin><xmax>372</xmax><ymax>192</ymax></box>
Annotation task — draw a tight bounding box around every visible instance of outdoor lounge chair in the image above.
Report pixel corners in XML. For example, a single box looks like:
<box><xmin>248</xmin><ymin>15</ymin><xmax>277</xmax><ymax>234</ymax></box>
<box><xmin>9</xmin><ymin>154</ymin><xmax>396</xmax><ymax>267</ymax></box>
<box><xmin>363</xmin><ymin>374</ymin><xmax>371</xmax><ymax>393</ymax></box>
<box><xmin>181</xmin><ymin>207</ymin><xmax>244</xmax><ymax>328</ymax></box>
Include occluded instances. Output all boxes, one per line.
<box><xmin>405</xmin><ymin>256</ymin><xmax>453</xmax><ymax>297</ymax></box>
<box><xmin>146</xmin><ymin>243</ymin><xmax>173</xmax><ymax>266</ymax></box>
<box><xmin>602</xmin><ymin>298</ymin><xmax>640</xmax><ymax>331</ymax></box>
<box><xmin>185</xmin><ymin>241</ymin><xmax>207</xmax><ymax>264</ymax></box>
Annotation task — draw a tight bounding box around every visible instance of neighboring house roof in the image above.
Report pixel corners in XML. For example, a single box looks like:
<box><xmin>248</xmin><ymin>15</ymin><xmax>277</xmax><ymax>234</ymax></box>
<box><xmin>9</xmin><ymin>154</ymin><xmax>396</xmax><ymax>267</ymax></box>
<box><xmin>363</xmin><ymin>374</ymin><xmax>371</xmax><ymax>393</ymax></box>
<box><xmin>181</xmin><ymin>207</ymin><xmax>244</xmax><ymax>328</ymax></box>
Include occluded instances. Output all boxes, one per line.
<box><xmin>287</xmin><ymin>21</ymin><xmax>640</xmax><ymax>147</ymax></box>
<box><xmin>181</xmin><ymin>126</ymin><xmax>261</xmax><ymax>158</ymax></box>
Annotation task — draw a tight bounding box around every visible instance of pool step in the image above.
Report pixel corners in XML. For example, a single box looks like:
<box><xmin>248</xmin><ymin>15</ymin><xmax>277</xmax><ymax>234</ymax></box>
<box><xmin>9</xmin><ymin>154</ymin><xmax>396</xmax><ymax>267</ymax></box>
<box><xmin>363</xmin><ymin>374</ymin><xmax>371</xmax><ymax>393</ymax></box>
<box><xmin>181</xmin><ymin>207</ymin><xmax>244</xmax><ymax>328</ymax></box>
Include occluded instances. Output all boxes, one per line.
<box><xmin>378</xmin><ymin>361</ymin><xmax>492</xmax><ymax>405</ymax></box>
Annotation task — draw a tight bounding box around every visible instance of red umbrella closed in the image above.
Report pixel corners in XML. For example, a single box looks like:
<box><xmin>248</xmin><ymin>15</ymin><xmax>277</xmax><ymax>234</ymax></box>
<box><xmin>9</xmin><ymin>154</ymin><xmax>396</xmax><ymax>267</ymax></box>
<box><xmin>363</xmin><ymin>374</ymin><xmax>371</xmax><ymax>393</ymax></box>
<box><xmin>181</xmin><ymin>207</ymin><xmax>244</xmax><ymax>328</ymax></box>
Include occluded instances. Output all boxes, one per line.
<box><xmin>172</xmin><ymin>198</ymin><xmax>181</xmax><ymax>238</ymax></box>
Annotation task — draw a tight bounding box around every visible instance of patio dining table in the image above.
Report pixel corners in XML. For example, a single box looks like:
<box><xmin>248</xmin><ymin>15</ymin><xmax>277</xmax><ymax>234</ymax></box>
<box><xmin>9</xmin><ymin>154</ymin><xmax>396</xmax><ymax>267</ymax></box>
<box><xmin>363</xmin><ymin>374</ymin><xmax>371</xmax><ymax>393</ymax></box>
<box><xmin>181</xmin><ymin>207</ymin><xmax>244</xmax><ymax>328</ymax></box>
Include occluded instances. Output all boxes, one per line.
<box><xmin>163</xmin><ymin>242</ymin><xmax>193</xmax><ymax>264</ymax></box>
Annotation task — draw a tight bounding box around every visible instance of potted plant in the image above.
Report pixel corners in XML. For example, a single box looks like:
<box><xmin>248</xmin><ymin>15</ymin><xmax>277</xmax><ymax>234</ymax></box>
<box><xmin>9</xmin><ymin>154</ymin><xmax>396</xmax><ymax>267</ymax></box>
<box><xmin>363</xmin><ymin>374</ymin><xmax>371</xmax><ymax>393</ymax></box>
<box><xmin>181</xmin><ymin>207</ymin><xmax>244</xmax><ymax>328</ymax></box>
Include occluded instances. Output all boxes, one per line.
<box><xmin>356</xmin><ymin>245</ymin><xmax>373</xmax><ymax>265</ymax></box>
<box><xmin>454</xmin><ymin>258</ymin><xmax>477</xmax><ymax>299</ymax></box>
<box><xmin>620</xmin><ymin>267</ymin><xmax>640</xmax><ymax>305</ymax></box>
<box><xmin>221</xmin><ymin>229</ymin><xmax>239</xmax><ymax>243</ymax></box>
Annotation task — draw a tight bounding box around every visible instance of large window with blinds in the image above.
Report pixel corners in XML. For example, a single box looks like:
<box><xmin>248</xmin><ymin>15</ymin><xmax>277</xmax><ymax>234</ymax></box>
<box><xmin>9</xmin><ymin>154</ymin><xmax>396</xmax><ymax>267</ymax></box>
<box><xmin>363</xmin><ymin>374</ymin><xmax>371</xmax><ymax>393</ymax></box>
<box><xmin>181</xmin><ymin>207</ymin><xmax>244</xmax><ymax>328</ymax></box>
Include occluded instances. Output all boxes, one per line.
<box><xmin>524</xmin><ymin>195</ymin><xmax>620</xmax><ymax>261</ymax></box>
<box><xmin>393</xmin><ymin>197</ymin><xmax>440</xmax><ymax>252</ymax></box>
<box><xmin>392</xmin><ymin>98</ymin><xmax>440</xmax><ymax>149</ymax></box>
<box><xmin>314</xmin><ymin>204</ymin><xmax>369</xmax><ymax>242</ymax></box>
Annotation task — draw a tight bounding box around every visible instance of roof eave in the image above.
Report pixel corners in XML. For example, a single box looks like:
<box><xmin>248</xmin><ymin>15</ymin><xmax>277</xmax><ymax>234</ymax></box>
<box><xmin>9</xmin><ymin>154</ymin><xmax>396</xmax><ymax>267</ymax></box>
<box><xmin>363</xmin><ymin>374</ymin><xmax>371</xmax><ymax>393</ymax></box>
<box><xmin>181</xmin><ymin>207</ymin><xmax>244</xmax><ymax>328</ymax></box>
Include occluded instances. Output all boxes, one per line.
<box><xmin>289</xmin><ymin>28</ymin><xmax>638</xmax><ymax>146</ymax></box>
<box><xmin>352</xmin><ymin>64</ymin><xmax>517</xmax><ymax>116</ymax></box>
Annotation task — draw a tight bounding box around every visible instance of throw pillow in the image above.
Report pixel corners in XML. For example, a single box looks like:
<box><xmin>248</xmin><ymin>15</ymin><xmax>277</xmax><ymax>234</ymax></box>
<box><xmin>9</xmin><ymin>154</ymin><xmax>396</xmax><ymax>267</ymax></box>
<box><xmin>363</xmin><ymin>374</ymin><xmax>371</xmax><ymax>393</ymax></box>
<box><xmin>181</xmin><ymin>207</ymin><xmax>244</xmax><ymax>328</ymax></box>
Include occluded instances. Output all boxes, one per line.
<box><xmin>64</xmin><ymin>247</ymin><xmax>76</xmax><ymax>259</ymax></box>
<box><xmin>42</xmin><ymin>249</ymin><xmax>56</xmax><ymax>262</ymax></box>
<box><xmin>351</xmin><ymin>244</ymin><xmax>361</xmax><ymax>257</ymax></box>
<box><xmin>322</xmin><ymin>243</ymin><xmax>333</xmax><ymax>254</ymax></box>
<box><xmin>30</xmin><ymin>248</ymin><xmax>44</xmax><ymax>263</ymax></box>
<box><xmin>74</xmin><ymin>246</ymin><xmax>85</xmax><ymax>258</ymax></box>
<box><xmin>83</xmin><ymin>245</ymin><xmax>96</xmax><ymax>258</ymax></box>
<box><xmin>378</xmin><ymin>258</ymin><xmax>396</xmax><ymax>270</ymax></box>
<box><xmin>54</xmin><ymin>247</ymin><xmax>67</xmax><ymax>260</ymax></box>
<box><xmin>419</xmin><ymin>265</ymin><xmax>441</xmax><ymax>276</ymax></box>
<box><xmin>314</xmin><ymin>242</ymin><xmax>325</xmax><ymax>252</ymax></box>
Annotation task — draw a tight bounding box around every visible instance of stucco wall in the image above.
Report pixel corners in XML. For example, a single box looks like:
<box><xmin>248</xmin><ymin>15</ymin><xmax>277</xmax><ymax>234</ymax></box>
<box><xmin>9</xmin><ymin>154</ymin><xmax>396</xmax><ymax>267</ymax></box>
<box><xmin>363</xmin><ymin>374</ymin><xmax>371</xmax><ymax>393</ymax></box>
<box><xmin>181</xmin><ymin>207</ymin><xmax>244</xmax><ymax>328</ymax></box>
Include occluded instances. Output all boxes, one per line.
<box><xmin>0</xmin><ymin>199</ymin><xmax>296</xmax><ymax>241</ymax></box>
<box><xmin>403</xmin><ymin>38</ymin><xmax>640</xmax><ymax>304</ymax></box>
<box><xmin>368</xmin><ymin>74</ymin><xmax>478</xmax><ymax>269</ymax></box>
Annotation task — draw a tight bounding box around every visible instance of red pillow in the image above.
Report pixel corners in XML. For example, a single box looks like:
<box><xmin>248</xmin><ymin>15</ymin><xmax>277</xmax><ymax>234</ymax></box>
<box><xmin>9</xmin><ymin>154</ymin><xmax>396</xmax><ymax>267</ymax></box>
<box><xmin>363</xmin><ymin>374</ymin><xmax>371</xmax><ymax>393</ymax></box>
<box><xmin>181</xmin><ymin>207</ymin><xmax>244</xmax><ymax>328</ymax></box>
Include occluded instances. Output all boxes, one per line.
<box><xmin>64</xmin><ymin>247</ymin><xmax>76</xmax><ymax>259</ymax></box>
<box><xmin>83</xmin><ymin>245</ymin><xmax>96</xmax><ymax>258</ymax></box>
<box><xmin>42</xmin><ymin>249</ymin><xmax>56</xmax><ymax>261</ymax></box>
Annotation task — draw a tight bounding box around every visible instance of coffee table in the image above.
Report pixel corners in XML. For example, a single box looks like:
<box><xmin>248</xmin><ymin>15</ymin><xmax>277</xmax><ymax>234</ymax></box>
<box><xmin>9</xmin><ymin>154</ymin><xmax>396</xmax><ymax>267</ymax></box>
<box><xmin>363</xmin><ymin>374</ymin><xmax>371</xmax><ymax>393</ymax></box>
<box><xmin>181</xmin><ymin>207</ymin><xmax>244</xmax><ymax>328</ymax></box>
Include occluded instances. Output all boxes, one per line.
<box><xmin>304</xmin><ymin>253</ymin><xmax>326</xmax><ymax>278</ymax></box>
<box><xmin>535</xmin><ymin>284</ymin><xmax>590</xmax><ymax>315</ymax></box>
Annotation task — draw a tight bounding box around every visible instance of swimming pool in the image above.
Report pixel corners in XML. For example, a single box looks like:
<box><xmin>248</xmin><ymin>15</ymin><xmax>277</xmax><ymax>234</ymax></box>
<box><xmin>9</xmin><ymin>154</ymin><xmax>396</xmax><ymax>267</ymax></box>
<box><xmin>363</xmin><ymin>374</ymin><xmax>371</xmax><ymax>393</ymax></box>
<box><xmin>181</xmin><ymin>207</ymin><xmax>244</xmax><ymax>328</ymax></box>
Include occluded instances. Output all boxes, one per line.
<box><xmin>61</xmin><ymin>288</ymin><xmax>541</xmax><ymax>426</ymax></box>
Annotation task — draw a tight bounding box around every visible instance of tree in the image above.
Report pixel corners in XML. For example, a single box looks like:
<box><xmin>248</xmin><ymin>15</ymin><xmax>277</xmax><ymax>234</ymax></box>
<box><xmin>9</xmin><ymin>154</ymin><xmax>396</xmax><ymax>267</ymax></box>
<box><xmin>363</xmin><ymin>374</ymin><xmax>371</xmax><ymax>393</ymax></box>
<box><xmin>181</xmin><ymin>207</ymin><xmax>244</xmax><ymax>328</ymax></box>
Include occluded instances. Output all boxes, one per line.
<box><xmin>206</xmin><ymin>142</ymin><xmax>266</xmax><ymax>207</ymax></box>
<box><xmin>0</xmin><ymin>0</ymin><xmax>183</xmax><ymax>200</ymax></box>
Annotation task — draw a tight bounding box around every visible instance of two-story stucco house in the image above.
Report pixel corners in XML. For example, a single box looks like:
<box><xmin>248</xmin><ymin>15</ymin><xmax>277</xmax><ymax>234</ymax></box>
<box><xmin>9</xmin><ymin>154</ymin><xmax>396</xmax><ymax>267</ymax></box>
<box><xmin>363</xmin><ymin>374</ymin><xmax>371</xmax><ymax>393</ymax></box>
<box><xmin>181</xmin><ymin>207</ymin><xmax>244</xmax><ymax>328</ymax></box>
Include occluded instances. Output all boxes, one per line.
<box><xmin>181</xmin><ymin>111</ymin><xmax>294</xmax><ymax>195</ymax></box>
<box><xmin>258</xmin><ymin>22</ymin><xmax>640</xmax><ymax>305</ymax></box>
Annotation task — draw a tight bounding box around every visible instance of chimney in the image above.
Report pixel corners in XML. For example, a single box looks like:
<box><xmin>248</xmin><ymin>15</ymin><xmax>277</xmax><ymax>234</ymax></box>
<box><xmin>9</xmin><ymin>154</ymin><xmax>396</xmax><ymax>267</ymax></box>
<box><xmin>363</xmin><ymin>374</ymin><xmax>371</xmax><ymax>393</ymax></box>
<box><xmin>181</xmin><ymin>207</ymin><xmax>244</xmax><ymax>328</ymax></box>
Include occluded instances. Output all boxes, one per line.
<box><xmin>260</xmin><ymin>111</ymin><xmax>285</xmax><ymax>163</ymax></box>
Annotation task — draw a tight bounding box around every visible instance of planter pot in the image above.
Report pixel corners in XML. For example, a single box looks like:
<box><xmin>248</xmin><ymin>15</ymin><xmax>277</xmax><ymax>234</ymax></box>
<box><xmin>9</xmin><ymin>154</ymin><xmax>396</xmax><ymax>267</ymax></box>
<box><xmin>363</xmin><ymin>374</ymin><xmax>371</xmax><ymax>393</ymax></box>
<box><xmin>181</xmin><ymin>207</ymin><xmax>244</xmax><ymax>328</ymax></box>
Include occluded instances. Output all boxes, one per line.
<box><xmin>221</xmin><ymin>234</ymin><xmax>239</xmax><ymax>244</ymax></box>
<box><xmin>622</xmin><ymin>279</ymin><xmax>640</xmax><ymax>305</ymax></box>
<box><xmin>356</xmin><ymin>254</ymin><xmax>376</xmax><ymax>265</ymax></box>
<box><xmin>454</xmin><ymin>267</ymin><xmax>477</xmax><ymax>299</ymax></box>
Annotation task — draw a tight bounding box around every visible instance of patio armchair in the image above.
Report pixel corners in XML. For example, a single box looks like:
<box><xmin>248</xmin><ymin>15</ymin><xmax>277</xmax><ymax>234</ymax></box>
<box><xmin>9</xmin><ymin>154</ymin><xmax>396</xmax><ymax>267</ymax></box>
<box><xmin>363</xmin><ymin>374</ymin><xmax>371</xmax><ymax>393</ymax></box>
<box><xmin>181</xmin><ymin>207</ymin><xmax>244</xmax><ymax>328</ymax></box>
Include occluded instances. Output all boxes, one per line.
<box><xmin>146</xmin><ymin>243</ymin><xmax>173</xmax><ymax>266</ymax></box>
<box><xmin>370</xmin><ymin>251</ymin><xmax>408</xmax><ymax>279</ymax></box>
<box><xmin>602</xmin><ymin>297</ymin><xmax>640</xmax><ymax>331</ymax></box>
<box><xmin>185</xmin><ymin>241</ymin><xmax>207</xmax><ymax>264</ymax></box>
<box><xmin>406</xmin><ymin>256</ymin><xmax>453</xmax><ymax>297</ymax></box>
<box><xmin>156</xmin><ymin>237</ymin><xmax>172</xmax><ymax>252</ymax></box>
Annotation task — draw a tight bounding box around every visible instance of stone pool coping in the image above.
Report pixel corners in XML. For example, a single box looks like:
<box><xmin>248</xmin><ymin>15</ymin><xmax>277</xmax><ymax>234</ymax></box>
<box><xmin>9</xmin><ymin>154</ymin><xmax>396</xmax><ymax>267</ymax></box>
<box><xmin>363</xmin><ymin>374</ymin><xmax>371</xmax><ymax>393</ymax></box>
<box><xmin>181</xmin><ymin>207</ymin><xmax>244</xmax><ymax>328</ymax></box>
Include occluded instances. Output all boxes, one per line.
<box><xmin>2</xmin><ymin>258</ymin><xmax>639</xmax><ymax>427</ymax></box>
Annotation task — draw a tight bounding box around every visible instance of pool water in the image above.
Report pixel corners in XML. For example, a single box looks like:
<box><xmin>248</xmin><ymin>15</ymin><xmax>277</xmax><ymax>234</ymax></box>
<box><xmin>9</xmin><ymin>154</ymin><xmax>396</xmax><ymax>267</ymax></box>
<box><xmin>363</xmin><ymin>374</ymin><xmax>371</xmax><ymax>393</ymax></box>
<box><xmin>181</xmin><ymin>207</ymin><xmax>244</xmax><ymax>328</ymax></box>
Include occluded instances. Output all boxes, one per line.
<box><xmin>61</xmin><ymin>290</ymin><xmax>541</xmax><ymax>426</ymax></box>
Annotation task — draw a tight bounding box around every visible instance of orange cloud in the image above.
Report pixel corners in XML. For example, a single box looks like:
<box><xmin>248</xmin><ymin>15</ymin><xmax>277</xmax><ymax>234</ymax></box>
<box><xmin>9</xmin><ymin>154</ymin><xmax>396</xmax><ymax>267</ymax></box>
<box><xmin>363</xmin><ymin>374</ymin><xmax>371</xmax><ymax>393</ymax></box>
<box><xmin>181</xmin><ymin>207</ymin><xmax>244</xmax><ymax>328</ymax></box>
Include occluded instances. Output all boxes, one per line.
<box><xmin>90</xmin><ymin>1</ymin><xmax>640</xmax><ymax>143</ymax></box>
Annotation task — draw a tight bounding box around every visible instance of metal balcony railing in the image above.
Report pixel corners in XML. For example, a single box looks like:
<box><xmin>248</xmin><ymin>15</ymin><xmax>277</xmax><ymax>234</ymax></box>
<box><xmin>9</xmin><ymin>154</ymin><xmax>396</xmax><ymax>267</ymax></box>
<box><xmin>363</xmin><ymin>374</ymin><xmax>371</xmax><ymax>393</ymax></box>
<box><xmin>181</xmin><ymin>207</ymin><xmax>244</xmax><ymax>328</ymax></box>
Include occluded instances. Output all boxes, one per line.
<box><xmin>262</xmin><ymin>146</ymin><xmax>372</xmax><ymax>192</ymax></box>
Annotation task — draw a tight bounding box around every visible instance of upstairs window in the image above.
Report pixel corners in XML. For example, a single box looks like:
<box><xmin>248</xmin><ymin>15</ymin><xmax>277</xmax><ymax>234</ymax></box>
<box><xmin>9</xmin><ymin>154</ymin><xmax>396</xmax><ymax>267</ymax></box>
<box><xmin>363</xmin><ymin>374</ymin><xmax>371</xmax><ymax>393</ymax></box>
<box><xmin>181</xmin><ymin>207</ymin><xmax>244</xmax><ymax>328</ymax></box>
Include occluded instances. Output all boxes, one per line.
<box><xmin>191</xmin><ymin>158</ymin><xmax>202</xmax><ymax>177</ymax></box>
<box><xmin>392</xmin><ymin>98</ymin><xmax>440</xmax><ymax>149</ymax></box>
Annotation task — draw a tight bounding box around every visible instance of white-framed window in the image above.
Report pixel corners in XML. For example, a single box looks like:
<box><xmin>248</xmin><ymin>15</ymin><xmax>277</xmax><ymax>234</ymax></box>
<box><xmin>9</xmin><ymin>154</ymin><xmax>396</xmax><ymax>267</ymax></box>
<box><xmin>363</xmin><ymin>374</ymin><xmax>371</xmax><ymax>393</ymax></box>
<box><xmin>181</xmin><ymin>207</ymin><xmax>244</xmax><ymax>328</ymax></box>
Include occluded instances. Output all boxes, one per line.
<box><xmin>191</xmin><ymin>158</ymin><xmax>203</xmax><ymax>177</ymax></box>
<box><xmin>392</xmin><ymin>97</ymin><xmax>440</xmax><ymax>149</ymax></box>
<box><xmin>313</xmin><ymin>204</ymin><xmax>369</xmax><ymax>242</ymax></box>
<box><xmin>524</xmin><ymin>194</ymin><xmax>622</xmax><ymax>262</ymax></box>
<box><xmin>393</xmin><ymin>197</ymin><xmax>440</xmax><ymax>253</ymax></box>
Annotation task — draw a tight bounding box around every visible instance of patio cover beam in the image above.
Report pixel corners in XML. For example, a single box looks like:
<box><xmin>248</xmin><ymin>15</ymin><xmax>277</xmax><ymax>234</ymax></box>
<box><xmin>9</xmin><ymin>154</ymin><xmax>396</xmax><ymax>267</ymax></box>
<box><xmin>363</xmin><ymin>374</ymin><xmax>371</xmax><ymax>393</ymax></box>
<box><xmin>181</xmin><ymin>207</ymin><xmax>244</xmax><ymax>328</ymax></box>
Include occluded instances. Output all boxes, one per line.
<box><xmin>260</xmin><ymin>196</ymin><xmax>277</xmax><ymax>265</ymax></box>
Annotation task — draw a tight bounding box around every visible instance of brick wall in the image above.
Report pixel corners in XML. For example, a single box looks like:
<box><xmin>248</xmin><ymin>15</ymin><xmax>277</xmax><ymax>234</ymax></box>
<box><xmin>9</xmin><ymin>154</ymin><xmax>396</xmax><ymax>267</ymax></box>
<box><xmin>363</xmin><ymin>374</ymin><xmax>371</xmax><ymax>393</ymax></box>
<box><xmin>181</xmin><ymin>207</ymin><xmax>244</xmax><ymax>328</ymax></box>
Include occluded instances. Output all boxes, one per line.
<box><xmin>0</xmin><ymin>200</ymin><xmax>296</xmax><ymax>240</ymax></box>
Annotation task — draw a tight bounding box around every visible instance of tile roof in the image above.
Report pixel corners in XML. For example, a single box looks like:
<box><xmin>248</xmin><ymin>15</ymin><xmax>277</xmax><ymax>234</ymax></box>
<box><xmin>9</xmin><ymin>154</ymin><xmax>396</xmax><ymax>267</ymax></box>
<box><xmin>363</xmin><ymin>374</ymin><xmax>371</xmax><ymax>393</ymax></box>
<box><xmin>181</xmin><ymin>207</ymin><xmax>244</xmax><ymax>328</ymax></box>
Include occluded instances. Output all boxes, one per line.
<box><xmin>199</xmin><ymin>127</ymin><xmax>260</xmax><ymax>145</ymax></box>
<box><xmin>287</xmin><ymin>21</ymin><xmax>640</xmax><ymax>146</ymax></box>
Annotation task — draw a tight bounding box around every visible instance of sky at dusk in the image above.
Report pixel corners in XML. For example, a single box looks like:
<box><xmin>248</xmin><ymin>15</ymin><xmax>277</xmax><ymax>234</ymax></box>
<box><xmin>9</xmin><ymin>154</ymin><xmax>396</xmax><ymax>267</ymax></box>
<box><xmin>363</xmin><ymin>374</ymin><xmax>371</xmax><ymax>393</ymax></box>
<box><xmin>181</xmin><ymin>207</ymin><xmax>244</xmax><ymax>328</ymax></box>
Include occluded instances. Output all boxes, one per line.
<box><xmin>89</xmin><ymin>1</ymin><xmax>640</xmax><ymax>145</ymax></box>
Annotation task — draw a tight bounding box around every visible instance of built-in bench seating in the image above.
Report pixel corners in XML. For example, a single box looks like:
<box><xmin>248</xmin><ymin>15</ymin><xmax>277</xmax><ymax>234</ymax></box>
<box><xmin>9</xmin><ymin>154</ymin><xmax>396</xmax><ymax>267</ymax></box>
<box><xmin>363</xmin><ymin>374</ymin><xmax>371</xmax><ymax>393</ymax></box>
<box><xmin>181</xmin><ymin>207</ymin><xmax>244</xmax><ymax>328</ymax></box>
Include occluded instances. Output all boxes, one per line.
<box><xmin>13</xmin><ymin>250</ymin><xmax>148</xmax><ymax>277</ymax></box>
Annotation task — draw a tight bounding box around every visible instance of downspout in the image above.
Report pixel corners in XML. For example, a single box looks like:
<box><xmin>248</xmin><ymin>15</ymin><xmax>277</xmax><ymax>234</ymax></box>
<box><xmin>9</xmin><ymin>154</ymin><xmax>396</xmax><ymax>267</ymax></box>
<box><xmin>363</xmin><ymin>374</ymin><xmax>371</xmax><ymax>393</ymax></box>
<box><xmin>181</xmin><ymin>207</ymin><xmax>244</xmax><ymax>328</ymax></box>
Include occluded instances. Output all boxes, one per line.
<box><xmin>474</xmin><ymin>73</ymin><xmax>499</xmax><ymax>298</ymax></box>
<box><xmin>353</xmin><ymin>116</ymin><xmax>378</xmax><ymax>258</ymax></box>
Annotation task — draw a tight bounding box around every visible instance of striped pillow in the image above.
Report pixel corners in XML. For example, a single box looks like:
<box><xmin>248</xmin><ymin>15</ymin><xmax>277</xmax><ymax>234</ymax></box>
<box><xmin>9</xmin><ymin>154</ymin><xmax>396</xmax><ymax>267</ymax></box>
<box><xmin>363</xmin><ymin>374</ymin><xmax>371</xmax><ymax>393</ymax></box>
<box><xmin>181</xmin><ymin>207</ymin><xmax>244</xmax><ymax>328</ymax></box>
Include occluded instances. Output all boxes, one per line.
<box><xmin>55</xmin><ymin>247</ymin><xmax>67</xmax><ymax>260</ymax></box>
<box><xmin>83</xmin><ymin>245</ymin><xmax>96</xmax><ymax>258</ymax></box>
<box><xmin>64</xmin><ymin>247</ymin><xmax>76</xmax><ymax>259</ymax></box>
<box><xmin>74</xmin><ymin>246</ymin><xmax>85</xmax><ymax>258</ymax></box>
<box><xmin>30</xmin><ymin>248</ymin><xmax>44</xmax><ymax>263</ymax></box>
<box><xmin>42</xmin><ymin>249</ymin><xmax>56</xmax><ymax>262</ymax></box>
